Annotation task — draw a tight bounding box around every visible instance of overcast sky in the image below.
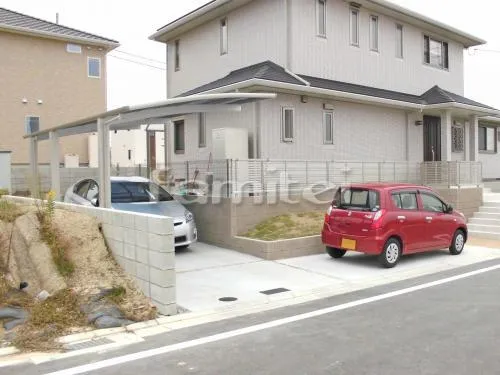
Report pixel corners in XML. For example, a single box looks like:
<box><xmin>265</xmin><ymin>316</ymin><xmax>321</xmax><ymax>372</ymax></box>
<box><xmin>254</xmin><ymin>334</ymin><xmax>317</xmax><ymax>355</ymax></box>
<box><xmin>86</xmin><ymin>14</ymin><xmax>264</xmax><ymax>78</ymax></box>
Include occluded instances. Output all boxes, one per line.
<box><xmin>2</xmin><ymin>0</ymin><xmax>499</xmax><ymax>110</ymax></box>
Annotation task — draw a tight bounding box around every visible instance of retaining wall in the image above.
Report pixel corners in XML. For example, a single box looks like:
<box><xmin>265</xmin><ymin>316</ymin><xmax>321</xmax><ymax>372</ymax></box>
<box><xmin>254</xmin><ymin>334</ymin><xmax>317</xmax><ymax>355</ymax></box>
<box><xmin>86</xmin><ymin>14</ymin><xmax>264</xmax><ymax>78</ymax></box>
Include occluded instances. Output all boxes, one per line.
<box><xmin>3</xmin><ymin>196</ymin><xmax>176</xmax><ymax>315</ymax></box>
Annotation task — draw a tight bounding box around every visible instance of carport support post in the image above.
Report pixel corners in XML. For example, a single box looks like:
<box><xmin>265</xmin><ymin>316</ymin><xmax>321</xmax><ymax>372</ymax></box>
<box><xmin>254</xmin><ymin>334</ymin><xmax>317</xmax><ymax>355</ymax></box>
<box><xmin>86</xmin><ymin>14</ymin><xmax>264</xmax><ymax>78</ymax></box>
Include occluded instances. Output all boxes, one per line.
<box><xmin>29</xmin><ymin>136</ymin><xmax>39</xmax><ymax>198</ymax></box>
<box><xmin>49</xmin><ymin>131</ymin><xmax>61</xmax><ymax>200</ymax></box>
<box><xmin>97</xmin><ymin>118</ymin><xmax>111</xmax><ymax>208</ymax></box>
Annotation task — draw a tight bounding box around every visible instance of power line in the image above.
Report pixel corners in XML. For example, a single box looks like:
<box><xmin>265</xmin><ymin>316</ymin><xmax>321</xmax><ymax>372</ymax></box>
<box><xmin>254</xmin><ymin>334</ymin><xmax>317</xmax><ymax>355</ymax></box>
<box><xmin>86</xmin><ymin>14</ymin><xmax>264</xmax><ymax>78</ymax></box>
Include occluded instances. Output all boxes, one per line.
<box><xmin>108</xmin><ymin>54</ymin><xmax>166</xmax><ymax>71</ymax></box>
<box><xmin>114</xmin><ymin>49</ymin><xmax>166</xmax><ymax>65</ymax></box>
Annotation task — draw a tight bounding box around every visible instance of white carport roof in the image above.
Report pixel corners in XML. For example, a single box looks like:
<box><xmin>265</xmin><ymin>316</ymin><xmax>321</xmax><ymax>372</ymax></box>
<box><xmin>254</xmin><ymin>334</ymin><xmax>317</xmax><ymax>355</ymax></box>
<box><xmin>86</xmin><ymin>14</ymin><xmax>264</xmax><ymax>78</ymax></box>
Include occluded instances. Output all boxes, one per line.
<box><xmin>23</xmin><ymin>92</ymin><xmax>276</xmax><ymax>208</ymax></box>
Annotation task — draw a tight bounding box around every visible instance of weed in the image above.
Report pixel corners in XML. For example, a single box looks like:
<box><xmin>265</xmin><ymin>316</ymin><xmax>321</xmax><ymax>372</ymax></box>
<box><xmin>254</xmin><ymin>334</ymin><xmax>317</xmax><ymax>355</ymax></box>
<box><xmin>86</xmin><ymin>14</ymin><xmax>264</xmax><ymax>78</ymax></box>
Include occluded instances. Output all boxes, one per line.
<box><xmin>0</xmin><ymin>189</ymin><xmax>8</xmax><ymax>197</ymax></box>
<box><xmin>0</xmin><ymin>200</ymin><xmax>22</xmax><ymax>223</ymax></box>
<box><xmin>105</xmin><ymin>286</ymin><xmax>127</xmax><ymax>304</ymax></box>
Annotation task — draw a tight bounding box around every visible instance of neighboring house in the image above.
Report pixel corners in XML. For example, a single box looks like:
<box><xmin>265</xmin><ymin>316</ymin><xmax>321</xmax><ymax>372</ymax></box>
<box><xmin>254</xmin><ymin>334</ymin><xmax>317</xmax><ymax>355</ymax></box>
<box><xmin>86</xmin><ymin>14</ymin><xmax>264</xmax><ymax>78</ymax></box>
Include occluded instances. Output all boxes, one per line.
<box><xmin>150</xmin><ymin>0</ymin><xmax>500</xmax><ymax>180</ymax></box>
<box><xmin>0</xmin><ymin>7</ymin><xmax>119</xmax><ymax>165</ymax></box>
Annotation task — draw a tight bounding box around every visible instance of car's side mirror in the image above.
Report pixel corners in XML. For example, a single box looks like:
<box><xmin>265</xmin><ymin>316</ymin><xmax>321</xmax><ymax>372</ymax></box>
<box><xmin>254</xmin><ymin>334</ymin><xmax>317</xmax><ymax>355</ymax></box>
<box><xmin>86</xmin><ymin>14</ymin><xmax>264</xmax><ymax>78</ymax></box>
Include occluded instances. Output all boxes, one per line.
<box><xmin>90</xmin><ymin>198</ymin><xmax>99</xmax><ymax>207</ymax></box>
<box><xmin>445</xmin><ymin>204</ymin><xmax>453</xmax><ymax>214</ymax></box>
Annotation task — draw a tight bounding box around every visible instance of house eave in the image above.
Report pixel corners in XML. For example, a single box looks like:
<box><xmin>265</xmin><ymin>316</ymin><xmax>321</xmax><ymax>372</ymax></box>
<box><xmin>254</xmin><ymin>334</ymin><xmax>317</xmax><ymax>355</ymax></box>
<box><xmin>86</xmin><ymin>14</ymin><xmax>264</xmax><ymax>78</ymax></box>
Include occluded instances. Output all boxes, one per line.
<box><xmin>0</xmin><ymin>24</ymin><xmax>120</xmax><ymax>49</ymax></box>
<box><xmin>150</xmin><ymin>0</ymin><xmax>253</xmax><ymax>43</ymax></box>
<box><xmin>425</xmin><ymin>103</ymin><xmax>500</xmax><ymax>116</ymax></box>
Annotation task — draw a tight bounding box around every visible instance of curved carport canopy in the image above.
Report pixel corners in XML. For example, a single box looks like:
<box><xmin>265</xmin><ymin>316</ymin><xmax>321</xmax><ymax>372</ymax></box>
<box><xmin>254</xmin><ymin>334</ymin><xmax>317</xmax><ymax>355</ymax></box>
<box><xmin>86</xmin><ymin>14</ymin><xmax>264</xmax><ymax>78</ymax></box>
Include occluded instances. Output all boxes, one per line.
<box><xmin>23</xmin><ymin>92</ymin><xmax>276</xmax><ymax>208</ymax></box>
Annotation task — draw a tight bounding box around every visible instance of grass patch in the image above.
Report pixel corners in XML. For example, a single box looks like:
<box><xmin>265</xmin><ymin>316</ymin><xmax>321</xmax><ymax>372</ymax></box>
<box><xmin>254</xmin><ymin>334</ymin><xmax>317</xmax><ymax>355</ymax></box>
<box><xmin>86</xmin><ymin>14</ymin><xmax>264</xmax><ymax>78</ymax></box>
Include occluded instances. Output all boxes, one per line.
<box><xmin>105</xmin><ymin>286</ymin><xmax>126</xmax><ymax>304</ymax></box>
<box><xmin>0</xmin><ymin>200</ymin><xmax>22</xmax><ymax>223</ymax></box>
<box><xmin>0</xmin><ymin>189</ymin><xmax>8</xmax><ymax>197</ymax></box>
<box><xmin>12</xmin><ymin>289</ymin><xmax>87</xmax><ymax>351</ymax></box>
<box><xmin>243</xmin><ymin>211</ymin><xmax>325</xmax><ymax>241</ymax></box>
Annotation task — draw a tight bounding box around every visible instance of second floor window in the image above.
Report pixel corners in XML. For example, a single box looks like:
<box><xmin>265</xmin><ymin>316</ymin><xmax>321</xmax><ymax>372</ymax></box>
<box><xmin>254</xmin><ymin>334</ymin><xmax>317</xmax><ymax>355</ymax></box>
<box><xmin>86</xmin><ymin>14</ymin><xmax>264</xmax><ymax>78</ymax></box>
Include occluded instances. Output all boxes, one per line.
<box><xmin>350</xmin><ymin>8</ymin><xmax>359</xmax><ymax>46</ymax></box>
<box><xmin>88</xmin><ymin>57</ymin><xmax>101</xmax><ymax>78</ymax></box>
<box><xmin>174</xmin><ymin>40</ymin><xmax>180</xmax><ymax>71</ymax></box>
<box><xmin>220</xmin><ymin>18</ymin><xmax>228</xmax><ymax>55</ymax></box>
<box><xmin>317</xmin><ymin>0</ymin><xmax>326</xmax><ymax>37</ymax></box>
<box><xmin>281</xmin><ymin>107</ymin><xmax>294</xmax><ymax>143</ymax></box>
<box><xmin>424</xmin><ymin>35</ymin><xmax>449</xmax><ymax>69</ymax></box>
<box><xmin>369</xmin><ymin>15</ymin><xmax>379</xmax><ymax>51</ymax></box>
<box><xmin>396</xmin><ymin>24</ymin><xmax>404</xmax><ymax>58</ymax></box>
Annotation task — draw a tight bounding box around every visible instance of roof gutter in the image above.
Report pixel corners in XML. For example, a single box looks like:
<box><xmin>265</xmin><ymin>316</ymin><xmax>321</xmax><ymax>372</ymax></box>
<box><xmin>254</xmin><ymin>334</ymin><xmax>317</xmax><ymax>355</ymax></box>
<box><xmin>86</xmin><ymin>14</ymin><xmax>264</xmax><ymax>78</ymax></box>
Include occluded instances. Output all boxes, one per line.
<box><xmin>425</xmin><ymin>102</ymin><xmax>500</xmax><ymax>116</ymax></box>
<box><xmin>0</xmin><ymin>25</ymin><xmax>120</xmax><ymax>49</ymax></box>
<box><xmin>198</xmin><ymin>79</ymin><xmax>424</xmax><ymax>110</ymax></box>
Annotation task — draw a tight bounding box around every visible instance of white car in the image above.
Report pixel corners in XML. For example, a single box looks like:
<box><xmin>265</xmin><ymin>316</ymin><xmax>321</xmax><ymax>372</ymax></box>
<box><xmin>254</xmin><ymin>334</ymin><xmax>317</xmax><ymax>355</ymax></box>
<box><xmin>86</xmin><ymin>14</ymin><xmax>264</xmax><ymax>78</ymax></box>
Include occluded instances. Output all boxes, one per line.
<box><xmin>64</xmin><ymin>176</ymin><xmax>197</xmax><ymax>248</ymax></box>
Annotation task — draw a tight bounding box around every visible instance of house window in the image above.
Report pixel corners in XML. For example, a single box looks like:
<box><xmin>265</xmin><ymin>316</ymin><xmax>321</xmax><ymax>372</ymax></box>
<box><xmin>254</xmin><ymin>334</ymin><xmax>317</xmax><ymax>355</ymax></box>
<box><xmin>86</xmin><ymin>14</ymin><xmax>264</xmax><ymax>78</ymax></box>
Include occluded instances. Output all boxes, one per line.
<box><xmin>174</xmin><ymin>40</ymin><xmax>180</xmax><ymax>71</ymax></box>
<box><xmin>369</xmin><ymin>15</ymin><xmax>378</xmax><ymax>51</ymax></box>
<box><xmin>198</xmin><ymin>113</ymin><xmax>206</xmax><ymax>148</ymax></box>
<box><xmin>451</xmin><ymin>125</ymin><xmax>464</xmax><ymax>152</ymax></box>
<box><xmin>317</xmin><ymin>0</ymin><xmax>327</xmax><ymax>37</ymax></box>
<box><xmin>281</xmin><ymin>107</ymin><xmax>294</xmax><ymax>143</ymax></box>
<box><xmin>220</xmin><ymin>18</ymin><xmax>228</xmax><ymax>55</ymax></box>
<box><xmin>424</xmin><ymin>35</ymin><xmax>449</xmax><ymax>69</ymax></box>
<box><xmin>323</xmin><ymin>111</ymin><xmax>334</xmax><ymax>144</ymax></box>
<box><xmin>396</xmin><ymin>24</ymin><xmax>404</xmax><ymax>58</ymax></box>
<box><xmin>128</xmin><ymin>150</ymin><xmax>132</xmax><ymax>160</ymax></box>
<box><xmin>25</xmin><ymin>116</ymin><xmax>40</xmax><ymax>134</ymax></box>
<box><xmin>479</xmin><ymin>125</ymin><xmax>497</xmax><ymax>153</ymax></box>
<box><xmin>87</xmin><ymin>57</ymin><xmax>101</xmax><ymax>78</ymax></box>
<box><xmin>174</xmin><ymin>120</ymin><xmax>185</xmax><ymax>154</ymax></box>
<box><xmin>350</xmin><ymin>8</ymin><xmax>359</xmax><ymax>46</ymax></box>
<box><xmin>66</xmin><ymin>43</ymin><xmax>81</xmax><ymax>54</ymax></box>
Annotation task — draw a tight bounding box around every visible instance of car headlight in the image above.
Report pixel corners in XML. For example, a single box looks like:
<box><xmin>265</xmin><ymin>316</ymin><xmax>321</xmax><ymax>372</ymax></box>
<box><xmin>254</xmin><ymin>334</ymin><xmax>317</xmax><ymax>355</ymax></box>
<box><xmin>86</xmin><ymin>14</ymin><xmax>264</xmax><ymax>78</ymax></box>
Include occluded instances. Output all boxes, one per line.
<box><xmin>185</xmin><ymin>210</ymin><xmax>194</xmax><ymax>222</ymax></box>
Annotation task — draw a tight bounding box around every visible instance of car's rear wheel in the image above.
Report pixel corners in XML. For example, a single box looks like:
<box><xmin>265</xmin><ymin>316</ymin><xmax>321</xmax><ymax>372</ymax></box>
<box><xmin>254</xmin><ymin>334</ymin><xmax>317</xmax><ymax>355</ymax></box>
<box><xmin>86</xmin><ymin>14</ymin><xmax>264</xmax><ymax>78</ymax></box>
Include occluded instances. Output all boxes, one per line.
<box><xmin>379</xmin><ymin>238</ymin><xmax>401</xmax><ymax>268</ymax></box>
<box><xmin>449</xmin><ymin>230</ymin><xmax>465</xmax><ymax>255</ymax></box>
<box><xmin>326</xmin><ymin>247</ymin><xmax>346</xmax><ymax>259</ymax></box>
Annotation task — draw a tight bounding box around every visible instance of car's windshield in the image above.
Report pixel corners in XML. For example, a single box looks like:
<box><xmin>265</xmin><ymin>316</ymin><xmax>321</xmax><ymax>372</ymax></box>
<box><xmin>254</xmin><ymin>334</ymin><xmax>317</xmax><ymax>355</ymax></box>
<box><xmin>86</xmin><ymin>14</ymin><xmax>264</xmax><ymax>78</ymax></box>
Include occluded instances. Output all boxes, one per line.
<box><xmin>334</xmin><ymin>188</ymin><xmax>380</xmax><ymax>212</ymax></box>
<box><xmin>111</xmin><ymin>181</ymin><xmax>174</xmax><ymax>203</ymax></box>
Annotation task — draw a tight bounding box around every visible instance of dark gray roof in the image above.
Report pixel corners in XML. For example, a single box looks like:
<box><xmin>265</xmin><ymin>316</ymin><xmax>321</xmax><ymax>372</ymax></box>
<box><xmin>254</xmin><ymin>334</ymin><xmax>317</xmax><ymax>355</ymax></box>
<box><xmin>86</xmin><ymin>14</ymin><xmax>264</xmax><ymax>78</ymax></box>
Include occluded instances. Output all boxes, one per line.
<box><xmin>180</xmin><ymin>61</ymin><xmax>306</xmax><ymax>96</ymax></box>
<box><xmin>299</xmin><ymin>75</ymin><xmax>423</xmax><ymax>105</ymax></box>
<box><xmin>420</xmin><ymin>85</ymin><xmax>496</xmax><ymax>110</ymax></box>
<box><xmin>180</xmin><ymin>60</ymin><xmax>497</xmax><ymax>112</ymax></box>
<box><xmin>0</xmin><ymin>7</ymin><xmax>119</xmax><ymax>46</ymax></box>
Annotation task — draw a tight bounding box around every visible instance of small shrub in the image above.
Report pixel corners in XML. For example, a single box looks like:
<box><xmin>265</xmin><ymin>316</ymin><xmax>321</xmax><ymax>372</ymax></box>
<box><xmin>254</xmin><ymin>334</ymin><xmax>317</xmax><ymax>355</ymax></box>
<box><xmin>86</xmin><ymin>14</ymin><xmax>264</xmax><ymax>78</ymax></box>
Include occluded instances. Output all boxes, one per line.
<box><xmin>0</xmin><ymin>200</ymin><xmax>21</xmax><ymax>223</ymax></box>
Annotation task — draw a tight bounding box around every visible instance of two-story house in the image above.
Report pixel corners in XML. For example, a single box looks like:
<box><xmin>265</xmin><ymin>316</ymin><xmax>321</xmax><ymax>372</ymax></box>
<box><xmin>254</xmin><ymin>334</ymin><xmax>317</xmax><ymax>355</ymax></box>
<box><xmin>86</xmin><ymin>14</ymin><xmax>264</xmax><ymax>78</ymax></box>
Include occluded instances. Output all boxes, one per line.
<box><xmin>151</xmin><ymin>0</ymin><xmax>500</xmax><ymax>180</ymax></box>
<box><xmin>0</xmin><ymin>7</ymin><xmax>119</xmax><ymax>165</ymax></box>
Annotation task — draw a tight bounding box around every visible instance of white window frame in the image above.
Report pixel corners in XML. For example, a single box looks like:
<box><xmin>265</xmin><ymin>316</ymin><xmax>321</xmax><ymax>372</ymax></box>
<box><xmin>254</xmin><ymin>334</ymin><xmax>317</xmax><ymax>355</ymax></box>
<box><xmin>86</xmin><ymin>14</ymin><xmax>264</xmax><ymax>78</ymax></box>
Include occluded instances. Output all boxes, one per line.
<box><xmin>281</xmin><ymin>107</ymin><xmax>294</xmax><ymax>143</ymax></box>
<box><xmin>174</xmin><ymin>40</ymin><xmax>180</xmax><ymax>71</ymax></box>
<box><xmin>396</xmin><ymin>24</ymin><xmax>404</xmax><ymax>58</ymax></box>
<box><xmin>66</xmin><ymin>43</ymin><xmax>82</xmax><ymax>54</ymax></box>
<box><xmin>423</xmin><ymin>35</ymin><xmax>449</xmax><ymax>70</ymax></box>
<box><xmin>220</xmin><ymin>18</ymin><xmax>228</xmax><ymax>55</ymax></box>
<box><xmin>317</xmin><ymin>0</ymin><xmax>327</xmax><ymax>38</ymax></box>
<box><xmin>24</xmin><ymin>116</ymin><xmax>40</xmax><ymax>134</ymax></box>
<box><xmin>479</xmin><ymin>125</ymin><xmax>497</xmax><ymax>153</ymax></box>
<box><xmin>323</xmin><ymin>111</ymin><xmax>334</xmax><ymax>145</ymax></box>
<box><xmin>350</xmin><ymin>8</ymin><xmax>360</xmax><ymax>46</ymax></box>
<box><xmin>87</xmin><ymin>57</ymin><xmax>101</xmax><ymax>78</ymax></box>
<box><xmin>198</xmin><ymin>113</ymin><xmax>207</xmax><ymax>148</ymax></box>
<box><xmin>369</xmin><ymin>15</ymin><xmax>379</xmax><ymax>52</ymax></box>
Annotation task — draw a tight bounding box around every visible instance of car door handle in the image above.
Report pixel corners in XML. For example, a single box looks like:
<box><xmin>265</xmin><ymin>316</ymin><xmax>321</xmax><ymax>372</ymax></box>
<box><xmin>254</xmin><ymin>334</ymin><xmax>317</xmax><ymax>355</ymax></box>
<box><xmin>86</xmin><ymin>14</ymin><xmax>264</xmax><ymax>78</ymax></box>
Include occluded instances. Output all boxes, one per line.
<box><xmin>425</xmin><ymin>216</ymin><xmax>433</xmax><ymax>221</ymax></box>
<box><xmin>397</xmin><ymin>215</ymin><xmax>406</xmax><ymax>220</ymax></box>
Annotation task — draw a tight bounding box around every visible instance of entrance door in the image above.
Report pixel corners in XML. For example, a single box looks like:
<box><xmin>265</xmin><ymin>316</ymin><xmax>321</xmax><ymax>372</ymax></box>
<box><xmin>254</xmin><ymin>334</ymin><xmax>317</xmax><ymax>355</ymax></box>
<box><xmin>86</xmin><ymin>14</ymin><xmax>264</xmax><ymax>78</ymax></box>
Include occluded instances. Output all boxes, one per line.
<box><xmin>147</xmin><ymin>131</ymin><xmax>157</xmax><ymax>170</ymax></box>
<box><xmin>423</xmin><ymin>116</ymin><xmax>441</xmax><ymax>161</ymax></box>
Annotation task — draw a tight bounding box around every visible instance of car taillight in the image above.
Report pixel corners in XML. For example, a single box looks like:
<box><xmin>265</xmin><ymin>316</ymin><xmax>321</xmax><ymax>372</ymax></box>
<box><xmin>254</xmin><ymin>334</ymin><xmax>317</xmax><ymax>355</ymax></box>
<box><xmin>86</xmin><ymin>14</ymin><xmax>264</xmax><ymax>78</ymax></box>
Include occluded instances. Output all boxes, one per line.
<box><xmin>370</xmin><ymin>209</ymin><xmax>386</xmax><ymax>229</ymax></box>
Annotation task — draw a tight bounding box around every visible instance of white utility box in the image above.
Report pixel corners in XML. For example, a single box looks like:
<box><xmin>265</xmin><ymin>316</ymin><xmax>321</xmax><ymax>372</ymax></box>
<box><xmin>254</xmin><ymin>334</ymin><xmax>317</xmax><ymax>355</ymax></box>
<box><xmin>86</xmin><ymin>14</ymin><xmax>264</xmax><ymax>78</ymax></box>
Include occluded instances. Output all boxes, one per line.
<box><xmin>212</xmin><ymin>128</ymin><xmax>249</xmax><ymax>195</ymax></box>
<box><xmin>64</xmin><ymin>154</ymin><xmax>79</xmax><ymax>168</ymax></box>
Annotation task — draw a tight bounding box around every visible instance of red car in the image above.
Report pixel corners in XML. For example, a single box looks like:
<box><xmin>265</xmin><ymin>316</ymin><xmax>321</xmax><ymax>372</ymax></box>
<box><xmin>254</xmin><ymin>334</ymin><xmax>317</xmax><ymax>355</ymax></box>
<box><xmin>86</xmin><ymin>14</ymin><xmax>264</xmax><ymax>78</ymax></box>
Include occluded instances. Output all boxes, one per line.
<box><xmin>321</xmin><ymin>183</ymin><xmax>467</xmax><ymax>268</ymax></box>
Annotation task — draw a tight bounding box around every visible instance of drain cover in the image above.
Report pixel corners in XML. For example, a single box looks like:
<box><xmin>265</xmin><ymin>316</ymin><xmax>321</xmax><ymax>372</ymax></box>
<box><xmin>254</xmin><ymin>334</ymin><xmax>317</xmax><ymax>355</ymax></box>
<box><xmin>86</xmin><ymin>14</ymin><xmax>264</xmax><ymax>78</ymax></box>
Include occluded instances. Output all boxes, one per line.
<box><xmin>219</xmin><ymin>297</ymin><xmax>238</xmax><ymax>302</ymax></box>
<box><xmin>260</xmin><ymin>287</ymin><xmax>290</xmax><ymax>295</ymax></box>
<box><xmin>65</xmin><ymin>337</ymin><xmax>113</xmax><ymax>351</ymax></box>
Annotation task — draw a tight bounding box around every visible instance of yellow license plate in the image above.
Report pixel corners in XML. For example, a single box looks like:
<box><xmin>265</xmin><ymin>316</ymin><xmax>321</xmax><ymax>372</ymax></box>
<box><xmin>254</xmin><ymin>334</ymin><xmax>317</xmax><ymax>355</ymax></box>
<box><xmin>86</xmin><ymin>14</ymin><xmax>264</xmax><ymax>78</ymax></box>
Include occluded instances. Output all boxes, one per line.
<box><xmin>341</xmin><ymin>238</ymin><xmax>357</xmax><ymax>250</ymax></box>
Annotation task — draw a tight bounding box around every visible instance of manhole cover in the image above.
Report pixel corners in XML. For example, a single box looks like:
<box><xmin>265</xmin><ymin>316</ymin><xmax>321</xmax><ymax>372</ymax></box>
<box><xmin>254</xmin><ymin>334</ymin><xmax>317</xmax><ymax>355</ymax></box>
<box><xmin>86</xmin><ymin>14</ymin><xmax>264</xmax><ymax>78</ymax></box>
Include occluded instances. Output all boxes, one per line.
<box><xmin>219</xmin><ymin>297</ymin><xmax>238</xmax><ymax>302</ymax></box>
<box><xmin>260</xmin><ymin>287</ymin><xmax>290</xmax><ymax>295</ymax></box>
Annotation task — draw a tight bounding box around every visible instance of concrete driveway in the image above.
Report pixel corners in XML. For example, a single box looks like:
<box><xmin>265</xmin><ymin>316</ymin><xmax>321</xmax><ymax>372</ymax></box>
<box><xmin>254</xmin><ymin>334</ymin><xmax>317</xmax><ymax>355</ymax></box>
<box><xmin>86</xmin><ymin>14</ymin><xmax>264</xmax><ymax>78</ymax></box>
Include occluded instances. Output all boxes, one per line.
<box><xmin>175</xmin><ymin>241</ymin><xmax>500</xmax><ymax>313</ymax></box>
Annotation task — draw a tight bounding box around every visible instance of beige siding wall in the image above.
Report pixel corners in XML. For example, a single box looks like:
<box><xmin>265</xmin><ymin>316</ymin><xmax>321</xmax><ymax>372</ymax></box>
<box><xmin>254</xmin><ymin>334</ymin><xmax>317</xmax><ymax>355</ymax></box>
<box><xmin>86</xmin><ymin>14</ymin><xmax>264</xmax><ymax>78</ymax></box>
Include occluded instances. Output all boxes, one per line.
<box><xmin>290</xmin><ymin>0</ymin><xmax>465</xmax><ymax>95</ymax></box>
<box><xmin>259</xmin><ymin>93</ymin><xmax>420</xmax><ymax>161</ymax></box>
<box><xmin>0</xmin><ymin>32</ymin><xmax>108</xmax><ymax>164</ymax></box>
<box><xmin>166</xmin><ymin>0</ymin><xmax>287</xmax><ymax>97</ymax></box>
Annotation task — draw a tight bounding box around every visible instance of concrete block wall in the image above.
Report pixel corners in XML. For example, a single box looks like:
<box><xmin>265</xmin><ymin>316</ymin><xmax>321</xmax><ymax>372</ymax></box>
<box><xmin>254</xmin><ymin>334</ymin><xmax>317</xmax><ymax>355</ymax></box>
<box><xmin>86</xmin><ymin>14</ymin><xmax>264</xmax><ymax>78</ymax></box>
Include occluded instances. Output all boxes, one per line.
<box><xmin>435</xmin><ymin>187</ymin><xmax>483</xmax><ymax>220</ymax></box>
<box><xmin>2</xmin><ymin>196</ymin><xmax>176</xmax><ymax>315</ymax></box>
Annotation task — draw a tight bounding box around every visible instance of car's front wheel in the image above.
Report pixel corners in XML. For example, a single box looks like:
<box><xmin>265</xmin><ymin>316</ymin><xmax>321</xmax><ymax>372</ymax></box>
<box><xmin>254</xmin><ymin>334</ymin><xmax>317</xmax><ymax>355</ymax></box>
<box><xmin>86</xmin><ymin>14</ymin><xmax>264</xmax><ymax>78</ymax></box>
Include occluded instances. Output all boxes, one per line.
<box><xmin>449</xmin><ymin>230</ymin><xmax>465</xmax><ymax>255</ymax></box>
<box><xmin>326</xmin><ymin>247</ymin><xmax>346</xmax><ymax>259</ymax></box>
<box><xmin>379</xmin><ymin>238</ymin><xmax>402</xmax><ymax>268</ymax></box>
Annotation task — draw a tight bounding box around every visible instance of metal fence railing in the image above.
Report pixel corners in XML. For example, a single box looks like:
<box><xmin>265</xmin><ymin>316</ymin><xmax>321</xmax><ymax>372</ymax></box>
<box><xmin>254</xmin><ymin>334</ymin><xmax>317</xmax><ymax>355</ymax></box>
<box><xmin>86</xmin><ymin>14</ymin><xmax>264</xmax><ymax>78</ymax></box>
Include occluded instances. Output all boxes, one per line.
<box><xmin>146</xmin><ymin>159</ymin><xmax>482</xmax><ymax>197</ymax></box>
